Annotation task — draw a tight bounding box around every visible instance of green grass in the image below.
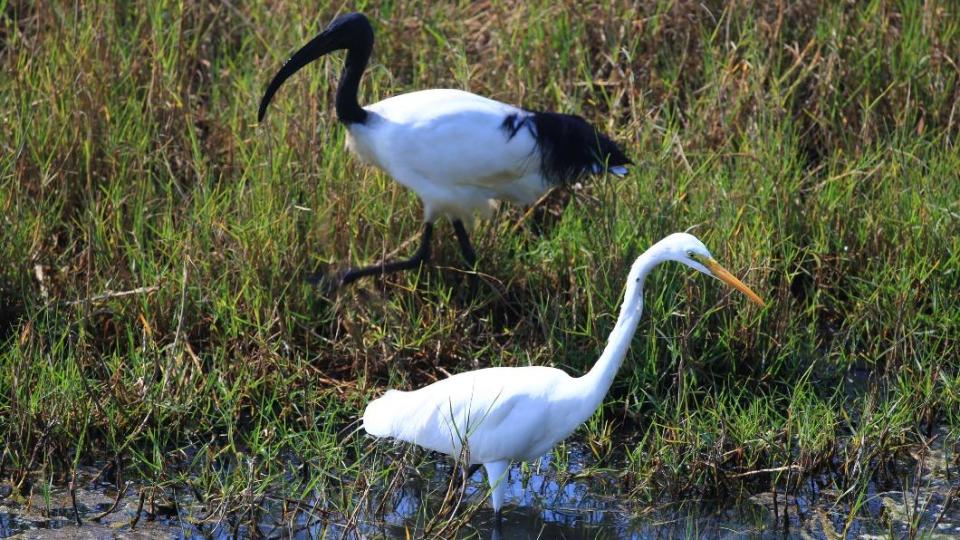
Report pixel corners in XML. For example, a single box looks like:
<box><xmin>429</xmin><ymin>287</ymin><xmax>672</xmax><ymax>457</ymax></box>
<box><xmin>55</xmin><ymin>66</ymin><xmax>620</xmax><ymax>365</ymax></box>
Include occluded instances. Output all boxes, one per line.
<box><xmin>2</xmin><ymin>0</ymin><xmax>959</xmax><ymax>536</ymax></box>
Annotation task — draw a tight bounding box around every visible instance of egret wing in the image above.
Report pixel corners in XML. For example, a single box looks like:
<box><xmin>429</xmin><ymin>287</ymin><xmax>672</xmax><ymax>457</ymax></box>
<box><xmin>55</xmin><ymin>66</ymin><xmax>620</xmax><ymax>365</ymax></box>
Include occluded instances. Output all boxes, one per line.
<box><xmin>363</xmin><ymin>366</ymin><xmax>572</xmax><ymax>463</ymax></box>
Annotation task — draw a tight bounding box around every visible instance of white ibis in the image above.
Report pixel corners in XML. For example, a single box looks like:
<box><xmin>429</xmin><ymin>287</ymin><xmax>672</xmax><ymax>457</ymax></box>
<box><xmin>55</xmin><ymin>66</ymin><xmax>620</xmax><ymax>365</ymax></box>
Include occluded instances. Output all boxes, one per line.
<box><xmin>258</xmin><ymin>12</ymin><xmax>630</xmax><ymax>288</ymax></box>
<box><xmin>362</xmin><ymin>232</ymin><xmax>764</xmax><ymax>516</ymax></box>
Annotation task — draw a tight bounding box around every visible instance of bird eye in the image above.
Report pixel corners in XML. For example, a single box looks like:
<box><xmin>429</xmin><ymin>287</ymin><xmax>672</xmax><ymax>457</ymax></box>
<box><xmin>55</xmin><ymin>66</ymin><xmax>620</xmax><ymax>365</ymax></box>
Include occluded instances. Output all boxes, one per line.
<box><xmin>686</xmin><ymin>250</ymin><xmax>696</xmax><ymax>259</ymax></box>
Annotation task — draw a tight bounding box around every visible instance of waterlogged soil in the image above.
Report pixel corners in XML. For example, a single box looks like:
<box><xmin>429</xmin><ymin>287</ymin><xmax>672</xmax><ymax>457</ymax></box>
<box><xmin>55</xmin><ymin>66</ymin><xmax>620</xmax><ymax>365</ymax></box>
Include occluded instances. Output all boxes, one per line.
<box><xmin>3</xmin><ymin>436</ymin><xmax>959</xmax><ymax>540</ymax></box>
<box><xmin>0</xmin><ymin>480</ymin><xmax>171</xmax><ymax>539</ymax></box>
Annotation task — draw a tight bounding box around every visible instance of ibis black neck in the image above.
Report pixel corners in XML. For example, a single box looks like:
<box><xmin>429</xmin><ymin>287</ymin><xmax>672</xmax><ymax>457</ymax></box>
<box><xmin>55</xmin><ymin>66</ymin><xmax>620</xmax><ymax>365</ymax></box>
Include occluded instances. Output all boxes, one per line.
<box><xmin>257</xmin><ymin>13</ymin><xmax>374</xmax><ymax>125</ymax></box>
<box><xmin>336</xmin><ymin>46</ymin><xmax>369</xmax><ymax>124</ymax></box>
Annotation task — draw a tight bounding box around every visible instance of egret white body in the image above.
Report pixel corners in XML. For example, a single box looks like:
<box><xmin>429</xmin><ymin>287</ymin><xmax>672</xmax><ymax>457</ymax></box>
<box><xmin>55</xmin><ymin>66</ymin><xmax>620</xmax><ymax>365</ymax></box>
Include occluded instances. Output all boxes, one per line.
<box><xmin>258</xmin><ymin>13</ymin><xmax>630</xmax><ymax>287</ymax></box>
<box><xmin>363</xmin><ymin>233</ymin><xmax>765</xmax><ymax>515</ymax></box>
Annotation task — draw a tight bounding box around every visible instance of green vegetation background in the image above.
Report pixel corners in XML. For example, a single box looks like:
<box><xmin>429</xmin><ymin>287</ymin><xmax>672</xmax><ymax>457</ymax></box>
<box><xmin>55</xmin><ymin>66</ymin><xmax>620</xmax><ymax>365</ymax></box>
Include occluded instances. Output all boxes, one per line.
<box><xmin>1</xmin><ymin>0</ymin><xmax>958</xmax><ymax>529</ymax></box>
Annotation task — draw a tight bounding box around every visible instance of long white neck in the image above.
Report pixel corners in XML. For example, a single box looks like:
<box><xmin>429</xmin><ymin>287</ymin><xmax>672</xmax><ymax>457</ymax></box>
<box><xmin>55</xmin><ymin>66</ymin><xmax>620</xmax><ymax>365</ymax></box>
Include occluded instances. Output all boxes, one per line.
<box><xmin>573</xmin><ymin>242</ymin><xmax>671</xmax><ymax>419</ymax></box>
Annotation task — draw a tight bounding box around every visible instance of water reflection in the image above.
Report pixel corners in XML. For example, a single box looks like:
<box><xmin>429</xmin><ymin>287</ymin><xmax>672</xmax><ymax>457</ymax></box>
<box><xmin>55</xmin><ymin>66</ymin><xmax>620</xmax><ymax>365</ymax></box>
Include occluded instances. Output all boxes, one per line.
<box><xmin>1</xmin><ymin>436</ymin><xmax>958</xmax><ymax>539</ymax></box>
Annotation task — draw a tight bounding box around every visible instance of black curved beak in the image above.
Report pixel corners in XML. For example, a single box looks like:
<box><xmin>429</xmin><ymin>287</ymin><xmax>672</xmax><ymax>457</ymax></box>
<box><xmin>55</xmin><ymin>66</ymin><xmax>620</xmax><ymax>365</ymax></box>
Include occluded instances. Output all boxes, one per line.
<box><xmin>258</xmin><ymin>31</ymin><xmax>335</xmax><ymax>122</ymax></box>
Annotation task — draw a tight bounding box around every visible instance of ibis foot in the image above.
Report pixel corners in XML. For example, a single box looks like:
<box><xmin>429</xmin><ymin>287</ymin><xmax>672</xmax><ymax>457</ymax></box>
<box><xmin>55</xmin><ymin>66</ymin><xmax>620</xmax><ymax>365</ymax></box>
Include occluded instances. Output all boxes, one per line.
<box><xmin>338</xmin><ymin>223</ymin><xmax>434</xmax><ymax>286</ymax></box>
<box><xmin>305</xmin><ymin>267</ymin><xmax>343</xmax><ymax>295</ymax></box>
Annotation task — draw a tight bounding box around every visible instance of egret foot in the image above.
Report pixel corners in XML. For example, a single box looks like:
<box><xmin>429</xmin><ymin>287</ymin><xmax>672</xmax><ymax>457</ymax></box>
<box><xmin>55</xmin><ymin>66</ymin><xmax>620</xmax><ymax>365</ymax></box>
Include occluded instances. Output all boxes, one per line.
<box><xmin>492</xmin><ymin>509</ymin><xmax>503</xmax><ymax>538</ymax></box>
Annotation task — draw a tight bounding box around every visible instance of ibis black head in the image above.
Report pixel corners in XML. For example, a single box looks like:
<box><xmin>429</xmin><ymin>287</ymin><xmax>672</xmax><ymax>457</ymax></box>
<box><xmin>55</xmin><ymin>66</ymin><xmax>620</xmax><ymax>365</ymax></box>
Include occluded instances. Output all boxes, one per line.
<box><xmin>258</xmin><ymin>12</ymin><xmax>374</xmax><ymax>123</ymax></box>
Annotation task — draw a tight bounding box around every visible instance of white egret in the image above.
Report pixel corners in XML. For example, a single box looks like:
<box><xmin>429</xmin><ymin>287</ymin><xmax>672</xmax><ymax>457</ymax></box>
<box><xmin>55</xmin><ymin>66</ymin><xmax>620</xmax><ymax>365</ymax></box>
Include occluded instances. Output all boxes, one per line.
<box><xmin>258</xmin><ymin>12</ymin><xmax>630</xmax><ymax>288</ymax></box>
<box><xmin>362</xmin><ymin>232</ymin><xmax>764</xmax><ymax>516</ymax></box>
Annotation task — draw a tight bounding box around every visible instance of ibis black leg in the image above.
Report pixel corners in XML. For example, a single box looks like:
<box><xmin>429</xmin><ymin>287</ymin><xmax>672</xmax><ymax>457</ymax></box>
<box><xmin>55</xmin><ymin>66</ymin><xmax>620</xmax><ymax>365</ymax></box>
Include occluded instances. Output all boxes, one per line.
<box><xmin>452</xmin><ymin>220</ymin><xmax>479</xmax><ymax>295</ymax></box>
<box><xmin>337</xmin><ymin>223</ymin><xmax>434</xmax><ymax>286</ymax></box>
<box><xmin>452</xmin><ymin>220</ymin><xmax>476</xmax><ymax>268</ymax></box>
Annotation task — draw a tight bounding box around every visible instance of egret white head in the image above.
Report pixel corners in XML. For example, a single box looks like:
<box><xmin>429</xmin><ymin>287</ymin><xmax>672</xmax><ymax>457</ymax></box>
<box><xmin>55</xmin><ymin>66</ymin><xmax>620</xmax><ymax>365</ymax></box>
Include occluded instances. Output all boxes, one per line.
<box><xmin>658</xmin><ymin>232</ymin><xmax>765</xmax><ymax>306</ymax></box>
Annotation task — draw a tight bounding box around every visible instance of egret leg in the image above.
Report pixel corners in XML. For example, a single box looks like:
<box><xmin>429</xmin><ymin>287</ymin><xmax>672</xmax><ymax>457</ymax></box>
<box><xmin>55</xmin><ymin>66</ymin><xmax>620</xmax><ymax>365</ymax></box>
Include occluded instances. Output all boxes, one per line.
<box><xmin>455</xmin><ymin>463</ymin><xmax>481</xmax><ymax>488</ymax></box>
<box><xmin>334</xmin><ymin>223</ymin><xmax>434</xmax><ymax>286</ymax></box>
<box><xmin>452</xmin><ymin>463</ymin><xmax>482</xmax><ymax>491</ymax></box>
<box><xmin>452</xmin><ymin>219</ymin><xmax>479</xmax><ymax>295</ymax></box>
<box><xmin>483</xmin><ymin>460</ymin><xmax>510</xmax><ymax>515</ymax></box>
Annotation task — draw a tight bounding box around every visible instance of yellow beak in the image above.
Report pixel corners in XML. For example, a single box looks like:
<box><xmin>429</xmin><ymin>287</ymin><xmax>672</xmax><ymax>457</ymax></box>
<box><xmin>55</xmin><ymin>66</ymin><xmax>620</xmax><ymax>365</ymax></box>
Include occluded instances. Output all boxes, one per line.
<box><xmin>704</xmin><ymin>259</ymin><xmax>765</xmax><ymax>306</ymax></box>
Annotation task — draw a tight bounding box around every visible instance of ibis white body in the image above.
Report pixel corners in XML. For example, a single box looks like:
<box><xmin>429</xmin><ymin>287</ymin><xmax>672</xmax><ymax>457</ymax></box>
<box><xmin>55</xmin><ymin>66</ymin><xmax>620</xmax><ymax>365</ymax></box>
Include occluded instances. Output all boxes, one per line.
<box><xmin>346</xmin><ymin>89</ymin><xmax>545</xmax><ymax>221</ymax></box>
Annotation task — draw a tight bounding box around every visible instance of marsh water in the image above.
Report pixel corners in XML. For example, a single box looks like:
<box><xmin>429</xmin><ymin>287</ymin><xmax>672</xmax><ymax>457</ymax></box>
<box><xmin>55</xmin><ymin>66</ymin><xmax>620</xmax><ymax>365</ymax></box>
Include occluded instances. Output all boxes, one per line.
<box><xmin>2</xmin><ymin>435</ymin><xmax>958</xmax><ymax>540</ymax></box>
